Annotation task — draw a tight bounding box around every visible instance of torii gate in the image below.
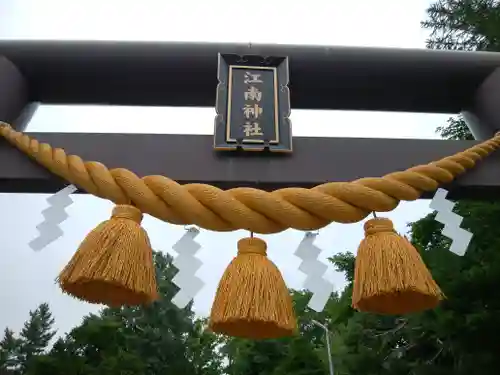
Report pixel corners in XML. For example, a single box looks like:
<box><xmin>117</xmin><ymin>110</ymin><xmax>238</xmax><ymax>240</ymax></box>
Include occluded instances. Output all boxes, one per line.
<box><xmin>0</xmin><ymin>40</ymin><xmax>499</xmax><ymax>340</ymax></box>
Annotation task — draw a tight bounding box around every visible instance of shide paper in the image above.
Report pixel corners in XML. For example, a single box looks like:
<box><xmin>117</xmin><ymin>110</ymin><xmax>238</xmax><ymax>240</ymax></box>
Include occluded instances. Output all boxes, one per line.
<box><xmin>429</xmin><ymin>188</ymin><xmax>473</xmax><ymax>256</ymax></box>
<box><xmin>171</xmin><ymin>227</ymin><xmax>205</xmax><ymax>308</ymax></box>
<box><xmin>29</xmin><ymin>184</ymin><xmax>77</xmax><ymax>251</ymax></box>
<box><xmin>294</xmin><ymin>232</ymin><xmax>334</xmax><ymax>312</ymax></box>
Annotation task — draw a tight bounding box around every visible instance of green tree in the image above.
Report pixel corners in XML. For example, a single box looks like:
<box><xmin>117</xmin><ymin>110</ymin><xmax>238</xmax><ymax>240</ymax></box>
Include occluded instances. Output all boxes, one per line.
<box><xmin>326</xmin><ymin>119</ymin><xmax>500</xmax><ymax>374</ymax></box>
<box><xmin>27</xmin><ymin>313</ymin><xmax>148</xmax><ymax>375</ymax></box>
<box><xmin>186</xmin><ymin>318</ymin><xmax>225</xmax><ymax>375</ymax></box>
<box><xmin>18</xmin><ymin>303</ymin><xmax>56</xmax><ymax>373</ymax></box>
<box><xmin>403</xmin><ymin>119</ymin><xmax>500</xmax><ymax>374</ymax></box>
<box><xmin>0</xmin><ymin>328</ymin><xmax>21</xmax><ymax>374</ymax></box>
<box><xmin>436</xmin><ymin>117</ymin><xmax>474</xmax><ymax>140</ymax></box>
<box><xmin>101</xmin><ymin>251</ymin><xmax>221</xmax><ymax>375</ymax></box>
<box><xmin>28</xmin><ymin>250</ymin><xmax>224</xmax><ymax>375</ymax></box>
<box><xmin>422</xmin><ymin>0</ymin><xmax>500</xmax><ymax>51</ymax></box>
<box><xmin>325</xmin><ymin>251</ymin><xmax>413</xmax><ymax>375</ymax></box>
<box><xmin>26</xmin><ymin>337</ymin><xmax>85</xmax><ymax>375</ymax></box>
<box><xmin>222</xmin><ymin>290</ymin><xmax>332</xmax><ymax>375</ymax></box>
<box><xmin>419</xmin><ymin>4</ymin><xmax>500</xmax><ymax>369</ymax></box>
<box><xmin>320</xmin><ymin>3</ymin><xmax>500</xmax><ymax>373</ymax></box>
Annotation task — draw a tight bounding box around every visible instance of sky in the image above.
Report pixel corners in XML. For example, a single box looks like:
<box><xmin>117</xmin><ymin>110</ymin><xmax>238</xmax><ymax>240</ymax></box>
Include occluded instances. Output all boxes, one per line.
<box><xmin>0</xmin><ymin>0</ymin><xmax>452</xmax><ymax>339</ymax></box>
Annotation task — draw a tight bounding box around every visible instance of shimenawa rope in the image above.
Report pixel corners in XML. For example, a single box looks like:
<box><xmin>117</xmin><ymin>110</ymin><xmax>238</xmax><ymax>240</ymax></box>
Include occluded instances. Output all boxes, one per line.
<box><xmin>1</xmin><ymin>122</ymin><xmax>499</xmax><ymax>234</ymax></box>
<box><xmin>3</xmin><ymin>122</ymin><xmax>499</xmax><ymax>337</ymax></box>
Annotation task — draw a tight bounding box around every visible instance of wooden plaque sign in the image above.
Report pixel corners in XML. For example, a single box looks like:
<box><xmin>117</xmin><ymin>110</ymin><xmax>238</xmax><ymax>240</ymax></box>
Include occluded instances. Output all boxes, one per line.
<box><xmin>213</xmin><ymin>53</ymin><xmax>292</xmax><ymax>152</ymax></box>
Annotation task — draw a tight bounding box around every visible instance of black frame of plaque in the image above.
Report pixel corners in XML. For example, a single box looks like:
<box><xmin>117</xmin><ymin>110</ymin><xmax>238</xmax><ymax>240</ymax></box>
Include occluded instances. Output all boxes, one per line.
<box><xmin>213</xmin><ymin>53</ymin><xmax>292</xmax><ymax>152</ymax></box>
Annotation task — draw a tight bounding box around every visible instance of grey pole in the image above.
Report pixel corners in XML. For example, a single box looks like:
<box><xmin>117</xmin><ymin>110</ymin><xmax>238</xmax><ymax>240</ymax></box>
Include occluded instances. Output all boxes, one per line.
<box><xmin>463</xmin><ymin>67</ymin><xmax>500</xmax><ymax>140</ymax></box>
<box><xmin>312</xmin><ymin>320</ymin><xmax>334</xmax><ymax>375</ymax></box>
<box><xmin>0</xmin><ymin>56</ymin><xmax>30</xmax><ymax>128</ymax></box>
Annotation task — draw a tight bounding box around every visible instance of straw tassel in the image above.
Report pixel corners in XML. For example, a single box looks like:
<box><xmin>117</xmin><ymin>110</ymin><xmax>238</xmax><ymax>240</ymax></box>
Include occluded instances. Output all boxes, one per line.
<box><xmin>57</xmin><ymin>204</ymin><xmax>158</xmax><ymax>307</ymax></box>
<box><xmin>209</xmin><ymin>237</ymin><xmax>297</xmax><ymax>339</ymax></box>
<box><xmin>352</xmin><ymin>217</ymin><xmax>444</xmax><ymax>315</ymax></box>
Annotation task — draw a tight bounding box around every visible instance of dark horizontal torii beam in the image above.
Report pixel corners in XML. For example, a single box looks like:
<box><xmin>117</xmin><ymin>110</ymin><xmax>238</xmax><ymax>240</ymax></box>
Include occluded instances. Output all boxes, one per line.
<box><xmin>0</xmin><ymin>41</ymin><xmax>500</xmax><ymax>198</ymax></box>
<box><xmin>1</xmin><ymin>40</ymin><xmax>500</xmax><ymax>137</ymax></box>
<box><xmin>0</xmin><ymin>40</ymin><xmax>496</xmax><ymax>115</ymax></box>
<box><xmin>1</xmin><ymin>132</ymin><xmax>499</xmax><ymax>200</ymax></box>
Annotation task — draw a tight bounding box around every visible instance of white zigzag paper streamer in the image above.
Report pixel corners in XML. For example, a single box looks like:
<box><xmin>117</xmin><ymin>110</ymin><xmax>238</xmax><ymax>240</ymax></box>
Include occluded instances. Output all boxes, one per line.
<box><xmin>29</xmin><ymin>185</ymin><xmax>77</xmax><ymax>251</ymax></box>
<box><xmin>171</xmin><ymin>227</ymin><xmax>205</xmax><ymax>309</ymax></box>
<box><xmin>294</xmin><ymin>232</ymin><xmax>334</xmax><ymax>312</ymax></box>
<box><xmin>429</xmin><ymin>188</ymin><xmax>473</xmax><ymax>256</ymax></box>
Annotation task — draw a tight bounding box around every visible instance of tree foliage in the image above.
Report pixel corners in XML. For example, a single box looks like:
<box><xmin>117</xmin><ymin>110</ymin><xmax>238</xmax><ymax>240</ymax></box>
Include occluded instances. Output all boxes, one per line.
<box><xmin>1</xmin><ymin>252</ymin><xmax>225</xmax><ymax>375</ymax></box>
<box><xmin>422</xmin><ymin>0</ymin><xmax>500</xmax><ymax>51</ymax></box>
<box><xmin>0</xmin><ymin>328</ymin><xmax>21</xmax><ymax>374</ymax></box>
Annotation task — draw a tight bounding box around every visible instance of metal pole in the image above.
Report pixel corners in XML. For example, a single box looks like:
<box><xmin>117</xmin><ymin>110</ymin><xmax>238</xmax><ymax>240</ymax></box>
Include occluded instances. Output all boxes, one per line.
<box><xmin>312</xmin><ymin>320</ymin><xmax>334</xmax><ymax>375</ymax></box>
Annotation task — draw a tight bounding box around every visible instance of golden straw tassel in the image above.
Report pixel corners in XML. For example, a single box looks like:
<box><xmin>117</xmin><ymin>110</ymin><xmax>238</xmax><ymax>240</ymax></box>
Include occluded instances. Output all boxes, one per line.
<box><xmin>209</xmin><ymin>236</ymin><xmax>297</xmax><ymax>339</ymax></box>
<box><xmin>353</xmin><ymin>217</ymin><xmax>444</xmax><ymax>315</ymax></box>
<box><xmin>58</xmin><ymin>204</ymin><xmax>158</xmax><ymax>307</ymax></box>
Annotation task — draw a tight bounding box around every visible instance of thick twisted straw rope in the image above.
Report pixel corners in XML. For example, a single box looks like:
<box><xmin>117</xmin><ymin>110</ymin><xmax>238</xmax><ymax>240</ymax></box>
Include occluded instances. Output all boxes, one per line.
<box><xmin>1</xmin><ymin>122</ymin><xmax>499</xmax><ymax>234</ymax></box>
